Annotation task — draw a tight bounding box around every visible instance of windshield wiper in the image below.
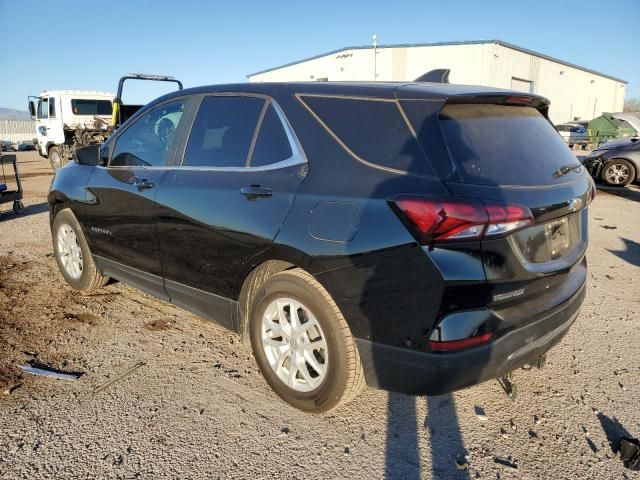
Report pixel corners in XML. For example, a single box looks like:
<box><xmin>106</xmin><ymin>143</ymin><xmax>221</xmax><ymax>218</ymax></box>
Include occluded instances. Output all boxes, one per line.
<box><xmin>553</xmin><ymin>163</ymin><xmax>583</xmax><ymax>178</ymax></box>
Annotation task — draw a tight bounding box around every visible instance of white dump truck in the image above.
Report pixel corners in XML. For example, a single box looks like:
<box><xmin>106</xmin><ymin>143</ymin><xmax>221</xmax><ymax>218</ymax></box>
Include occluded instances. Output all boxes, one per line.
<box><xmin>28</xmin><ymin>90</ymin><xmax>114</xmax><ymax>169</ymax></box>
<box><xmin>28</xmin><ymin>75</ymin><xmax>183</xmax><ymax>170</ymax></box>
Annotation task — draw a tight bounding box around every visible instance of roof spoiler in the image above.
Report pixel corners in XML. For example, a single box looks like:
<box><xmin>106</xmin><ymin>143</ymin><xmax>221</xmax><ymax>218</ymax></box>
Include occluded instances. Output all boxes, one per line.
<box><xmin>414</xmin><ymin>69</ymin><xmax>450</xmax><ymax>84</ymax></box>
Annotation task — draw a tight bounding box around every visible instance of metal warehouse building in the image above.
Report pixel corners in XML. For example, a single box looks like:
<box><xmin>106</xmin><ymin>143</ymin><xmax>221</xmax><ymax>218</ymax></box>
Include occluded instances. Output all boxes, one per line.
<box><xmin>248</xmin><ymin>40</ymin><xmax>627</xmax><ymax>124</ymax></box>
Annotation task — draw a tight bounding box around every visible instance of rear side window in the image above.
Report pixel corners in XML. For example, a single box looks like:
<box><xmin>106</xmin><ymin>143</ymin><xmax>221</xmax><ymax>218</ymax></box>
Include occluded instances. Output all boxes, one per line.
<box><xmin>300</xmin><ymin>96</ymin><xmax>434</xmax><ymax>176</ymax></box>
<box><xmin>71</xmin><ymin>99</ymin><xmax>113</xmax><ymax>115</ymax></box>
<box><xmin>438</xmin><ymin>104</ymin><xmax>581</xmax><ymax>186</ymax></box>
<box><xmin>250</xmin><ymin>104</ymin><xmax>293</xmax><ymax>167</ymax></box>
<box><xmin>183</xmin><ymin>96</ymin><xmax>265</xmax><ymax>168</ymax></box>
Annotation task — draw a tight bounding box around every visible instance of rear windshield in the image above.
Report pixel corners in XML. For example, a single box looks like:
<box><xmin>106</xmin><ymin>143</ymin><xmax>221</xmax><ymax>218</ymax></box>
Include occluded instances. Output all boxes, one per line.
<box><xmin>71</xmin><ymin>99</ymin><xmax>113</xmax><ymax>116</ymax></box>
<box><xmin>439</xmin><ymin>104</ymin><xmax>580</xmax><ymax>186</ymax></box>
<box><xmin>301</xmin><ymin>96</ymin><xmax>435</xmax><ymax>176</ymax></box>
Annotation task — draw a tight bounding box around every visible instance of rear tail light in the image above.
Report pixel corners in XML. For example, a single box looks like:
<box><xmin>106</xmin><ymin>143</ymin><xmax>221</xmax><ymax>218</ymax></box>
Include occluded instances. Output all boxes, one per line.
<box><xmin>391</xmin><ymin>196</ymin><xmax>533</xmax><ymax>243</ymax></box>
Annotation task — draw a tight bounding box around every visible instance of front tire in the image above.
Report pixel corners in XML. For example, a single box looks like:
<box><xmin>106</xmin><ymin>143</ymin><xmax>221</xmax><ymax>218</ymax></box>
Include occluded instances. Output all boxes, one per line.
<box><xmin>249</xmin><ymin>268</ymin><xmax>364</xmax><ymax>412</ymax></box>
<box><xmin>48</xmin><ymin>146</ymin><xmax>64</xmax><ymax>170</ymax></box>
<box><xmin>601</xmin><ymin>159</ymin><xmax>635</xmax><ymax>187</ymax></box>
<box><xmin>52</xmin><ymin>209</ymin><xmax>108</xmax><ymax>291</ymax></box>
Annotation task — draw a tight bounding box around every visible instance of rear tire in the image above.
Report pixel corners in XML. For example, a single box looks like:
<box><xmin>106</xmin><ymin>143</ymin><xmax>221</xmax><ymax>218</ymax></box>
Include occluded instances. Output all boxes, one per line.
<box><xmin>52</xmin><ymin>209</ymin><xmax>109</xmax><ymax>291</ymax></box>
<box><xmin>249</xmin><ymin>268</ymin><xmax>364</xmax><ymax>412</ymax></box>
<box><xmin>48</xmin><ymin>146</ymin><xmax>64</xmax><ymax>170</ymax></box>
<box><xmin>601</xmin><ymin>159</ymin><xmax>635</xmax><ymax>187</ymax></box>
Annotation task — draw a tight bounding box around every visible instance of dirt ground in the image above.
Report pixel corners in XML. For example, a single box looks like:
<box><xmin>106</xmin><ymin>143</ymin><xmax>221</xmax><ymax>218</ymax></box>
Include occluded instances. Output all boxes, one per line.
<box><xmin>0</xmin><ymin>151</ymin><xmax>639</xmax><ymax>479</ymax></box>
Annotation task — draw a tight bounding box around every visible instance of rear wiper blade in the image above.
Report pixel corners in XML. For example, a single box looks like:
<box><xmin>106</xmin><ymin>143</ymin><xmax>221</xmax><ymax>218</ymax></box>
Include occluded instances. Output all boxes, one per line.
<box><xmin>553</xmin><ymin>163</ymin><xmax>583</xmax><ymax>178</ymax></box>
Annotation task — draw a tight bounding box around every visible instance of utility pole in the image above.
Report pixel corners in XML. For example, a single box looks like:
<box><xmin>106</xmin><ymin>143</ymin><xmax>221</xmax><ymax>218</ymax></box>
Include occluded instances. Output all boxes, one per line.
<box><xmin>372</xmin><ymin>34</ymin><xmax>377</xmax><ymax>81</ymax></box>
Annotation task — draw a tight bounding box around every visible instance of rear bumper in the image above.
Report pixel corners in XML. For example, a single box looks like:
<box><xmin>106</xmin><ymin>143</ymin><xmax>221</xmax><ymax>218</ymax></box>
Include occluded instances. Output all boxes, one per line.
<box><xmin>355</xmin><ymin>280</ymin><xmax>586</xmax><ymax>396</ymax></box>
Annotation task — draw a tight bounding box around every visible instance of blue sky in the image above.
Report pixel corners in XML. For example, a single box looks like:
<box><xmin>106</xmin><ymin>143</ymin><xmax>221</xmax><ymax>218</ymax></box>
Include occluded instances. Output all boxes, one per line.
<box><xmin>1</xmin><ymin>0</ymin><xmax>638</xmax><ymax>110</ymax></box>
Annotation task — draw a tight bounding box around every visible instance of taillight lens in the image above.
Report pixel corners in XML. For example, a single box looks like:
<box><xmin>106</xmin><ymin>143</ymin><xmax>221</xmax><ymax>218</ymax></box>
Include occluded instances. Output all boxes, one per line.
<box><xmin>391</xmin><ymin>196</ymin><xmax>533</xmax><ymax>243</ymax></box>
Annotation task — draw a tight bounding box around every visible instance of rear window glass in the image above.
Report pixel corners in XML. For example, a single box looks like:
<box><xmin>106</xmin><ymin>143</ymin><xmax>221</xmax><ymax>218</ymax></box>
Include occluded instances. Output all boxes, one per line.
<box><xmin>301</xmin><ymin>96</ymin><xmax>434</xmax><ymax>176</ymax></box>
<box><xmin>183</xmin><ymin>95</ymin><xmax>265</xmax><ymax>168</ymax></box>
<box><xmin>438</xmin><ymin>104</ymin><xmax>581</xmax><ymax>186</ymax></box>
<box><xmin>71</xmin><ymin>99</ymin><xmax>113</xmax><ymax>115</ymax></box>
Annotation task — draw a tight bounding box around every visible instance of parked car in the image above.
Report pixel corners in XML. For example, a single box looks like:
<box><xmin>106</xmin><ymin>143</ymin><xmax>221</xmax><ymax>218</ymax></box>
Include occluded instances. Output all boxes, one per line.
<box><xmin>17</xmin><ymin>142</ymin><xmax>36</xmax><ymax>151</ymax></box>
<box><xmin>556</xmin><ymin>123</ymin><xmax>589</xmax><ymax>146</ymax></box>
<box><xmin>48</xmin><ymin>82</ymin><xmax>593</xmax><ymax>412</ymax></box>
<box><xmin>583</xmin><ymin>137</ymin><xmax>640</xmax><ymax>186</ymax></box>
<box><xmin>1</xmin><ymin>141</ymin><xmax>17</xmax><ymax>152</ymax></box>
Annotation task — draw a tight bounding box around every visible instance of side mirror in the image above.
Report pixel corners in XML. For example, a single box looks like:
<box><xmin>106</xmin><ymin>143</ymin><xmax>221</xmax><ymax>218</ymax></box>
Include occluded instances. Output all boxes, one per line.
<box><xmin>28</xmin><ymin>101</ymin><xmax>36</xmax><ymax>117</ymax></box>
<box><xmin>73</xmin><ymin>144</ymin><xmax>102</xmax><ymax>166</ymax></box>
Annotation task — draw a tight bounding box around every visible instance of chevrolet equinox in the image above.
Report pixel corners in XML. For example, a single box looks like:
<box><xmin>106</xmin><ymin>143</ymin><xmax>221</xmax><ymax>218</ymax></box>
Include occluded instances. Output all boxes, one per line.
<box><xmin>49</xmin><ymin>82</ymin><xmax>593</xmax><ymax>412</ymax></box>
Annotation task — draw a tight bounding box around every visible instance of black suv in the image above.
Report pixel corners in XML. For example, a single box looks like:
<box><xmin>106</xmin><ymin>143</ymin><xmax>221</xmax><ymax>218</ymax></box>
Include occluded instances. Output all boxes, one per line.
<box><xmin>49</xmin><ymin>82</ymin><xmax>593</xmax><ymax>412</ymax></box>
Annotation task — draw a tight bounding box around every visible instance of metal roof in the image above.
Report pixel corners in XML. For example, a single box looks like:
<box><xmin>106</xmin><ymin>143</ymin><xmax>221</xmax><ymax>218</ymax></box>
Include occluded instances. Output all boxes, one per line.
<box><xmin>39</xmin><ymin>90</ymin><xmax>115</xmax><ymax>96</ymax></box>
<box><xmin>246</xmin><ymin>39</ymin><xmax>628</xmax><ymax>84</ymax></box>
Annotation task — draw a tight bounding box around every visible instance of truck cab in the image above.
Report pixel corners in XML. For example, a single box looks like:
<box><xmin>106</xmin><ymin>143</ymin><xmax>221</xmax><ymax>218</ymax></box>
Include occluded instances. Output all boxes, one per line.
<box><xmin>28</xmin><ymin>90</ymin><xmax>115</xmax><ymax>169</ymax></box>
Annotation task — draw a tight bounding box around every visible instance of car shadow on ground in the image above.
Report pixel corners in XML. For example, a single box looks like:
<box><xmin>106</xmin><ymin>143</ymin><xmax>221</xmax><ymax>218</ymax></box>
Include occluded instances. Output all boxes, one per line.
<box><xmin>596</xmin><ymin>184</ymin><xmax>640</xmax><ymax>204</ymax></box>
<box><xmin>385</xmin><ymin>393</ymin><xmax>469</xmax><ymax>479</ymax></box>
<box><xmin>0</xmin><ymin>202</ymin><xmax>48</xmax><ymax>222</ymax></box>
<box><xmin>607</xmin><ymin>237</ymin><xmax>640</xmax><ymax>268</ymax></box>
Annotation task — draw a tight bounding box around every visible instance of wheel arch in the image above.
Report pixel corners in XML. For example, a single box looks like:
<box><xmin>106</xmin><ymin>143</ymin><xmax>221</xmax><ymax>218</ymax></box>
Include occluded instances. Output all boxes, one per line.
<box><xmin>236</xmin><ymin>259</ymin><xmax>298</xmax><ymax>344</ymax></box>
<box><xmin>45</xmin><ymin>141</ymin><xmax>58</xmax><ymax>156</ymax></box>
<box><xmin>47</xmin><ymin>191</ymin><xmax>72</xmax><ymax>226</ymax></box>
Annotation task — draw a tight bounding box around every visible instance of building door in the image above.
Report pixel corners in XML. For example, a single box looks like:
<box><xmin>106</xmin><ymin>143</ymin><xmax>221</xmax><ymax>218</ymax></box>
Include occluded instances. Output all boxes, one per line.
<box><xmin>510</xmin><ymin>77</ymin><xmax>535</xmax><ymax>94</ymax></box>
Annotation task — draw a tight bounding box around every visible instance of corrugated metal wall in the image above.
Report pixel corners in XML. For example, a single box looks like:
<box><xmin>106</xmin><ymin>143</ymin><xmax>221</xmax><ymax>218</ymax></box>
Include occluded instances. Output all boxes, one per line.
<box><xmin>249</xmin><ymin>43</ymin><xmax>626</xmax><ymax>124</ymax></box>
<box><xmin>0</xmin><ymin>120</ymin><xmax>35</xmax><ymax>143</ymax></box>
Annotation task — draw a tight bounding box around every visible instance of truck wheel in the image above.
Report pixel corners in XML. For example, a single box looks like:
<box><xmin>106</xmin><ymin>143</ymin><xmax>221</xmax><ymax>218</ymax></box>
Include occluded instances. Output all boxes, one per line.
<box><xmin>48</xmin><ymin>146</ymin><xmax>64</xmax><ymax>170</ymax></box>
<box><xmin>249</xmin><ymin>268</ymin><xmax>365</xmax><ymax>412</ymax></box>
<box><xmin>52</xmin><ymin>208</ymin><xmax>109</xmax><ymax>291</ymax></box>
<box><xmin>601</xmin><ymin>159</ymin><xmax>635</xmax><ymax>187</ymax></box>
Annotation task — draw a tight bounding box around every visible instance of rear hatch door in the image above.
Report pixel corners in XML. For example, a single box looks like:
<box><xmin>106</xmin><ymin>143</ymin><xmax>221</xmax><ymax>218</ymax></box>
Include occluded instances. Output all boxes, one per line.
<box><xmin>398</xmin><ymin>89</ymin><xmax>592</xmax><ymax>321</ymax></box>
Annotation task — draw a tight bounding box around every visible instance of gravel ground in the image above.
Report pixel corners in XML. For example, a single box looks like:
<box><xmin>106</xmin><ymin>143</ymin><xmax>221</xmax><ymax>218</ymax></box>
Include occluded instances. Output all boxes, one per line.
<box><xmin>0</xmin><ymin>151</ymin><xmax>639</xmax><ymax>479</ymax></box>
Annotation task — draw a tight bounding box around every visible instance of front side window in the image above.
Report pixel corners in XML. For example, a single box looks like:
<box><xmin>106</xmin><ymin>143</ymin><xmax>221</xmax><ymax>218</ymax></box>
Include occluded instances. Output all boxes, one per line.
<box><xmin>183</xmin><ymin>96</ymin><xmax>265</xmax><ymax>168</ymax></box>
<box><xmin>110</xmin><ymin>100</ymin><xmax>186</xmax><ymax>167</ymax></box>
<box><xmin>37</xmin><ymin>98</ymin><xmax>49</xmax><ymax>119</ymax></box>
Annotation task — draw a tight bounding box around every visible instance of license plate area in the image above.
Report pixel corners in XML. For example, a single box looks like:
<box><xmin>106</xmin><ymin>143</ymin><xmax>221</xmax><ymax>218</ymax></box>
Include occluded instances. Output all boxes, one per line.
<box><xmin>546</xmin><ymin>217</ymin><xmax>570</xmax><ymax>259</ymax></box>
<box><xmin>513</xmin><ymin>212</ymin><xmax>582</xmax><ymax>264</ymax></box>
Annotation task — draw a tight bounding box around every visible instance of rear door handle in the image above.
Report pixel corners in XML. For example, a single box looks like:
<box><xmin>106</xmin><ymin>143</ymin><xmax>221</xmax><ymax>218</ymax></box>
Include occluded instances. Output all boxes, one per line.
<box><xmin>240</xmin><ymin>185</ymin><xmax>273</xmax><ymax>200</ymax></box>
<box><xmin>132</xmin><ymin>178</ymin><xmax>155</xmax><ymax>191</ymax></box>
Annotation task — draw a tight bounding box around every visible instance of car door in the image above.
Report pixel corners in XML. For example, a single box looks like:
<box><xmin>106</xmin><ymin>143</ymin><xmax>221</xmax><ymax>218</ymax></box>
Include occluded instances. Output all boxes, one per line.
<box><xmin>154</xmin><ymin>94</ymin><xmax>307</xmax><ymax>325</ymax></box>
<box><xmin>81</xmin><ymin>97</ymin><xmax>192</xmax><ymax>298</ymax></box>
<box><xmin>35</xmin><ymin>97</ymin><xmax>49</xmax><ymax>153</ymax></box>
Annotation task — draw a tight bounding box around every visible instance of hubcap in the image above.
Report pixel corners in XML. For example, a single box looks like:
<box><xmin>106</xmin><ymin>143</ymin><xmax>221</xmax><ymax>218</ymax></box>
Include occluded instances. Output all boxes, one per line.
<box><xmin>51</xmin><ymin>151</ymin><xmax>61</xmax><ymax>169</ymax></box>
<box><xmin>261</xmin><ymin>298</ymin><xmax>328</xmax><ymax>392</ymax></box>
<box><xmin>56</xmin><ymin>223</ymin><xmax>83</xmax><ymax>279</ymax></box>
<box><xmin>606</xmin><ymin>164</ymin><xmax>629</xmax><ymax>184</ymax></box>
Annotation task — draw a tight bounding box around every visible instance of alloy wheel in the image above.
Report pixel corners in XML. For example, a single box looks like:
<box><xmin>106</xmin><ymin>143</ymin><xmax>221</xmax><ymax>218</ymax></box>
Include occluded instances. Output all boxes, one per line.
<box><xmin>50</xmin><ymin>150</ymin><xmax>61</xmax><ymax>169</ymax></box>
<box><xmin>605</xmin><ymin>163</ymin><xmax>630</xmax><ymax>184</ymax></box>
<box><xmin>261</xmin><ymin>298</ymin><xmax>328</xmax><ymax>392</ymax></box>
<box><xmin>57</xmin><ymin>223</ymin><xmax>83</xmax><ymax>279</ymax></box>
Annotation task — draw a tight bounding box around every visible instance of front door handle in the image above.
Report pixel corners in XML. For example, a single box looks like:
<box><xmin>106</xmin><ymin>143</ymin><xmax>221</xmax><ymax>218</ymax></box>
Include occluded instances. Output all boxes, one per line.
<box><xmin>240</xmin><ymin>185</ymin><xmax>273</xmax><ymax>200</ymax></box>
<box><xmin>132</xmin><ymin>178</ymin><xmax>155</xmax><ymax>191</ymax></box>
